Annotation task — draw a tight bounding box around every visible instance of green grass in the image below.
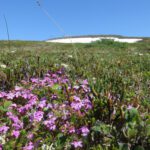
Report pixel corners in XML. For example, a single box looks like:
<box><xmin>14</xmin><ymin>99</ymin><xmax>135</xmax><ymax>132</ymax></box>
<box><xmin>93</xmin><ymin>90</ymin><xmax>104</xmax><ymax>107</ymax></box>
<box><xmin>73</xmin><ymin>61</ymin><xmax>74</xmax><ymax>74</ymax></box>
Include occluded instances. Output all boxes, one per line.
<box><xmin>0</xmin><ymin>39</ymin><xmax>149</xmax><ymax>100</ymax></box>
<box><xmin>0</xmin><ymin>39</ymin><xmax>150</xmax><ymax>149</ymax></box>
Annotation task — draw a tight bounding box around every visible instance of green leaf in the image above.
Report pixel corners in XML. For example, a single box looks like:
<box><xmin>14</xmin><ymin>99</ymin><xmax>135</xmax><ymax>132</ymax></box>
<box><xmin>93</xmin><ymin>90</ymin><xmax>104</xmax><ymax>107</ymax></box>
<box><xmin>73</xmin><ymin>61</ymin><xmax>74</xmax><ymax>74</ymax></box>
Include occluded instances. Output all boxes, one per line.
<box><xmin>127</xmin><ymin>128</ymin><xmax>137</xmax><ymax>138</ymax></box>
<box><xmin>134</xmin><ymin>146</ymin><xmax>145</xmax><ymax>150</ymax></box>
<box><xmin>20</xmin><ymin>130</ymin><xmax>27</xmax><ymax>136</ymax></box>
<box><xmin>57</xmin><ymin>133</ymin><xmax>64</xmax><ymax>139</ymax></box>
<box><xmin>0</xmin><ymin>106</ymin><xmax>5</xmax><ymax>112</ymax></box>
<box><xmin>119</xmin><ymin>143</ymin><xmax>130</xmax><ymax>150</ymax></box>
<box><xmin>3</xmin><ymin>101</ymin><xmax>12</xmax><ymax>109</ymax></box>
<box><xmin>92</xmin><ymin>122</ymin><xmax>111</xmax><ymax>135</ymax></box>
<box><xmin>125</xmin><ymin>108</ymin><xmax>139</xmax><ymax>122</ymax></box>
<box><xmin>92</xmin><ymin>125</ymin><xmax>101</xmax><ymax>132</ymax></box>
<box><xmin>146</xmin><ymin>125</ymin><xmax>150</xmax><ymax>136</ymax></box>
<box><xmin>51</xmin><ymin>84</ymin><xmax>61</xmax><ymax>90</ymax></box>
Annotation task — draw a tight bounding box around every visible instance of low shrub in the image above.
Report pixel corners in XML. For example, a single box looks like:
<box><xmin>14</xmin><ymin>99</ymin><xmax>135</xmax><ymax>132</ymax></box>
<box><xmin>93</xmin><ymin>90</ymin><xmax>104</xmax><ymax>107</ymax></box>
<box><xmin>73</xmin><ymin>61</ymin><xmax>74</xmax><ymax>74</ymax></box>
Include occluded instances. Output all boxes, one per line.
<box><xmin>0</xmin><ymin>68</ymin><xmax>149</xmax><ymax>150</ymax></box>
<box><xmin>0</xmin><ymin>68</ymin><xmax>93</xmax><ymax>149</ymax></box>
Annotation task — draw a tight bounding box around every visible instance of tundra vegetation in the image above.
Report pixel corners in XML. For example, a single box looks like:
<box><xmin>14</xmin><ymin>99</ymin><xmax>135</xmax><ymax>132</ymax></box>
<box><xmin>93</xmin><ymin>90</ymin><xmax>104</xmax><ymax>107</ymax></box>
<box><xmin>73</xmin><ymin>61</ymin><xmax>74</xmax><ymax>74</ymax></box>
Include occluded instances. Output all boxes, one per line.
<box><xmin>0</xmin><ymin>39</ymin><xmax>150</xmax><ymax>149</ymax></box>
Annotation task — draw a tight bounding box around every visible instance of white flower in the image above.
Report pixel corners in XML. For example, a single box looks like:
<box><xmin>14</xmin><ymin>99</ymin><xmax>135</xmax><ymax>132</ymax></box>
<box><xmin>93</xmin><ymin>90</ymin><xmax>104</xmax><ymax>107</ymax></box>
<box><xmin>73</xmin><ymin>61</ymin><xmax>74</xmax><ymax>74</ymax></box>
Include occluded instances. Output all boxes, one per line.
<box><xmin>68</xmin><ymin>55</ymin><xmax>73</xmax><ymax>58</ymax></box>
<box><xmin>61</xmin><ymin>63</ymin><xmax>69</xmax><ymax>68</ymax></box>
<box><xmin>11</xmin><ymin>50</ymin><xmax>16</xmax><ymax>53</ymax></box>
<box><xmin>139</xmin><ymin>53</ymin><xmax>143</xmax><ymax>56</ymax></box>
<box><xmin>42</xmin><ymin>143</ymin><xmax>55</xmax><ymax>150</ymax></box>
<box><xmin>92</xmin><ymin>77</ymin><xmax>96</xmax><ymax>80</ymax></box>
<box><xmin>0</xmin><ymin>64</ymin><xmax>6</xmax><ymax>68</ymax></box>
<box><xmin>92</xmin><ymin>77</ymin><xmax>96</xmax><ymax>84</ymax></box>
<box><xmin>0</xmin><ymin>135</ymin><xmax>6</xmax><ymax>144</ymax></box>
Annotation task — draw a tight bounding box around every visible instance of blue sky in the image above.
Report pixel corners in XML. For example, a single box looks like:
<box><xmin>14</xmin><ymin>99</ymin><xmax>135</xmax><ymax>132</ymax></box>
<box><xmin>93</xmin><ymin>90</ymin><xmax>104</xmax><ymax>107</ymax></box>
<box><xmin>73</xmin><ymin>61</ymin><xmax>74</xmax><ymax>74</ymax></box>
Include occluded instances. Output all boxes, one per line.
<box><xmin>0</xmin><ymin>0</ymin><xmax>150</xmax><ymax>40</ymax></box>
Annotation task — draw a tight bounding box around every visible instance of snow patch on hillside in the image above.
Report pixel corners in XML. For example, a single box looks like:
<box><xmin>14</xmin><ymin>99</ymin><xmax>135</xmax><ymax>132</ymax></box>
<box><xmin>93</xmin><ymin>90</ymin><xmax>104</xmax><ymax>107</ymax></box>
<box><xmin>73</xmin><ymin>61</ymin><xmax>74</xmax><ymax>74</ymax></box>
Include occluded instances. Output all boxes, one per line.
<box><xmin>47</xmin><ymin>37</ymin><xmax>143</xmax><ymax>44</ymax></box>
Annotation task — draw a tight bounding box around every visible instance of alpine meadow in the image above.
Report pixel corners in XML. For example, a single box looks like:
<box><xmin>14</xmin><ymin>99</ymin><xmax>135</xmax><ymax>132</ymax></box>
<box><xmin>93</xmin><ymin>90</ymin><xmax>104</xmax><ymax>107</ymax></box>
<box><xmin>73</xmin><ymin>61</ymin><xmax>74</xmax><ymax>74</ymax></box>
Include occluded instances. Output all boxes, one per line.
<box><xmin>0</xmin><ymin>38</ymin><xmax>149</xmax><ymax>149</ymax></box>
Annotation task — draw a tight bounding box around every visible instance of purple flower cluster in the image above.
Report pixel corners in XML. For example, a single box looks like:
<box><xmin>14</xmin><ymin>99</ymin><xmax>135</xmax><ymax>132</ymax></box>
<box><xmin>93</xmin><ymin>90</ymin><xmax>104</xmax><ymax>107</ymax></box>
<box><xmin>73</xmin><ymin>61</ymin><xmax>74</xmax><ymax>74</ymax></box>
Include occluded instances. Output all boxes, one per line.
<box><xmin>0</xmin><ymin>126</ymin><xmax>9</xmax><ymax>134</ymax></box>
<box><xmin>23</xmin><ymin>142</ymin><xmax>34</xmax><ymax>150</ymax></box>
<box><xmin>0</xmin><ymin>68</ymin><xmax>93</xmax><ymax>149</ymax></box>
<box><xmin>43</xmin><ymin>112</ymin><xmax>57</xmax><ymax>131</ymax></box>
<box><xmin>71</xmin><ymin>140</ymin><xmax>83</xmax><ymax>148</ymax></box>
<box><xmin>30</xmin><ymin>111</ymin><xmax>44</xmax><ymax>122</ymax></box>
<box><xmin>80</xmin><ymin>126</ymin><xmax>90</xmax><ymax>136</ymax></box>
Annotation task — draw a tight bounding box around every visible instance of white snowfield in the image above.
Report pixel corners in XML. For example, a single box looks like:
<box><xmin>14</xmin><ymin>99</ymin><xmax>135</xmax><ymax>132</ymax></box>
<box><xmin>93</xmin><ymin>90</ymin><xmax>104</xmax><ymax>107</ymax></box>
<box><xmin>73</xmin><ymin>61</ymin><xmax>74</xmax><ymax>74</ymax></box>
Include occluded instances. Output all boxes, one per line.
<box><xmin>47</xmin><ymin>36</ymin><xmax>143</xmax><ymax>44</ymax></box>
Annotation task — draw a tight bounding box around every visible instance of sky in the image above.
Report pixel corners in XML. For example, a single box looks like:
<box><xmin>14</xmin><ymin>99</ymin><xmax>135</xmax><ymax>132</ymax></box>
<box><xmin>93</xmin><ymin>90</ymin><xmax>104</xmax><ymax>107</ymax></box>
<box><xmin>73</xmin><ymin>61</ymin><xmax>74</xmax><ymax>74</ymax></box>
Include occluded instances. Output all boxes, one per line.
<box><xmin>0</xmin><ymin>0</ymin><xmax>150</xmax><ymax>40</ymax></box>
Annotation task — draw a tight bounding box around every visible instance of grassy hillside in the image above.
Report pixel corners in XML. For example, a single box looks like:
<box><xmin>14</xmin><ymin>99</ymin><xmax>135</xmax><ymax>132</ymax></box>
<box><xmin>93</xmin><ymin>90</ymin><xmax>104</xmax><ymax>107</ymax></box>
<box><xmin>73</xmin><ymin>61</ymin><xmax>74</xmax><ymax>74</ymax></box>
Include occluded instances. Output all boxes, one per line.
<box><xmin>0</xmin><ymin>39</ymin><xmax>150</xmax><ymax>90</ymax></box>
<box><xmin>0</xmin><ymin>39</ymin><xmax>149</xmax><ymax>149</ymax></box>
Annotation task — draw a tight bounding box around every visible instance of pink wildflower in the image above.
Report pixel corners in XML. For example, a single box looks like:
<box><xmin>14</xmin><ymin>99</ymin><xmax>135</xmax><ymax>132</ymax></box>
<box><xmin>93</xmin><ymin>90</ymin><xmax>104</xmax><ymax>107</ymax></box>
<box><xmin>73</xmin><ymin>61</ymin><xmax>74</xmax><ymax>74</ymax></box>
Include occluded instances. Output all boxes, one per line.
<box><xmin>0</xmin><ymin>125</ymin><xmax>9</xmax><ymax>134</ymax></box>
<box><xmin>73</xmin><ymin>96</ymin><xmax>81</xmax><ymax>102</ymax></box>
<box><xmin>71</xmin><ymin>140</ymin><xmax>83</xmax><ymax>148</ymax></box>
<box><xmin>73</xmin><ymin>85</ymin><xmax>80</xmax><ymax>90</ymax></box>
<box><xmin>38</xmin><ymin>100</ymin><xmax>46</xmax><ymax>109</ymax></box>
<box><xmin>80</xmin><ymin>126</ymin><xmax>90</xmax><ymax>136</ymax></box>
<box><xmin>15</xmin><ymin>86</ymin><xmax>23</xmax><ymax>91</ymax></box>
<box><xmin>6</xmin><ymin>112</ymin><xmax>13</xmax><ymax>116</ymax></box>
<box><xmin>71</xmin><ymin>101</ymin><xmax>83</xmax><ymax>110</ymax></box>
<box><xmin>0</xmin><ymin>144</ymin><xmax>3</xmax><ymax>150</ymax></box>
<box><xmin>82</xmin><ymin>98</ymin><xmax>92</xmax><ymax>110</ymax></box>
<box><xmin>12</xmin><ymin>130</ymin><xmax>20</xmax><ymax>138</ymax></box>
<box><xmin>43</xmin><ymin>117</ymin><xmax>57</xmax><ymax>131</ymax></box>
<box><xmin>8</xmin><ymin>115</ymin><xmax>20</xmax><ymax>123</ymax></box>
<box><xmin>15</xmin><ymin>91</ymin><xmax>21</xmax><ymax>98</ymax></box>
<box><xmin>68</xmin><ymin>126</ymin><xmax>75</xmax><ymax>133</ymax></box>
<box><xmin>23</xmin><ymin>142</ymin><xmax>34</xmax><ymax>150</ymax></box>
<box><xmin>31</xmin><ymin>78</ymin><xmax>39</xmax><ymax>83</ymax></box>
<box><xmin>27</xmin><ymin>133</ymin><xmax>34</xmax><ymax>139</ymax></box>
<box><xmin>22</xmin><ymin>92</ymin><xmax>29</xmax><ymax>99</ymax></box>
<box><xmin>10</xmin><ymin>104</ymin><xmax>17</xmax><ymax>108</ymax></box>
<box><xmin>31</xmin><ymin>111</ymin><xmax>44</xmax><ymax>122</ymax></box>
<box><xmin>12</xmin><ymin>123</ymin><xmax>23</xmax><ymax>130</ymax></box>
<box><xmin>82</xmin><ymin>79</ymin><xmax>88</xmax><ymax>85</ymax></box>
<box><xmin>0</xmin><ymin>92</ymin><xmax>6</xmax><ymax>98</ymax></box>
<box><xmin>127</xmin><ymin>105</ymin><xmax>133</xmax><ymax>110</ymax></box>
<box><xmin>7</xmin><ymin>92</ymin><xmax>15</xmax><ymax>99</ymax></box>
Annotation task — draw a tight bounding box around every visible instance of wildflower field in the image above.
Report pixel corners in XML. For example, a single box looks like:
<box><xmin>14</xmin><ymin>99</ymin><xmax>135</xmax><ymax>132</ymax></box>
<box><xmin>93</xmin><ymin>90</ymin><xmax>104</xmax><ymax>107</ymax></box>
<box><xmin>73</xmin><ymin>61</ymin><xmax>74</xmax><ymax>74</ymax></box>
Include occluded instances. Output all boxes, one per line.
<box><xmin>0</xmin><ymin>39</ymin><xmax>150</xmax><ymax>149</ymax></box>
